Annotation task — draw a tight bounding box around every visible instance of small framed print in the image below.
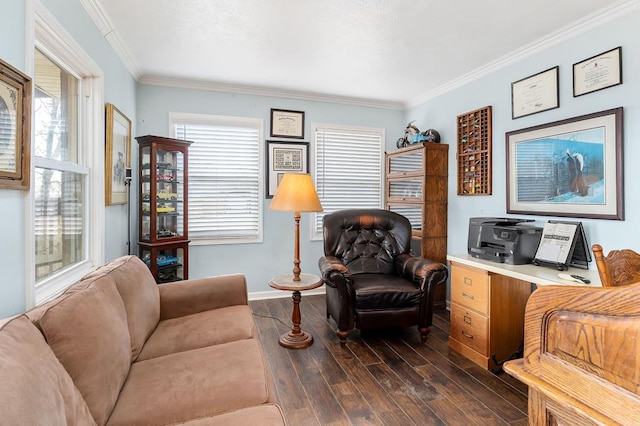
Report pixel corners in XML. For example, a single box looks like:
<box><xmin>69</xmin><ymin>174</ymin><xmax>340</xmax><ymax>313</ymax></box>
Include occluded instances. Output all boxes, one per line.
<box><xmin>270</xmin><ymin>108</ymin><xmax>305</xmax><ymax>139</ymax></box>
<box><xmin>0</xmin><ymin>58</ymin><xmax>32</xmax><ymax>190</ymax></box>
<box><xmin>105</xmin><ymin>103</ymin><xmax>132</xmax><ymax>205</ymax></box>
<box><xmin>511</xmin><ymin>66</ymin><xmax>559</xmax><ymax>119</ymax></box>
<box><xmin>266</xmin><ymin>140</ymin><xmax>309</xmax><ymax>198</ymax></box>
<box><xmin>573</xmin><ymin>47</ymin><xmax>622</xmax><ymax>97</ymax></box>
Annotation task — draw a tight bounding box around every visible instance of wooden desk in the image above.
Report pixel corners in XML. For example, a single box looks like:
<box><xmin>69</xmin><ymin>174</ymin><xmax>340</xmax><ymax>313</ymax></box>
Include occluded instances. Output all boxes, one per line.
<box><xmin>446</xmin><ymin>254</ymin><xmax>601</xmax><ymax>370</ymax></box>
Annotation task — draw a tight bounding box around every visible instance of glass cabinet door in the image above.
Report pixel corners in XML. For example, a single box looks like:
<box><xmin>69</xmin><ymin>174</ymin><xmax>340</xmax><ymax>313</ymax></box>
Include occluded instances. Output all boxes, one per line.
<box><xmin>388</xmin><ymin>149</ymin><xmax>424</xmax><ymax>176</ymax></box>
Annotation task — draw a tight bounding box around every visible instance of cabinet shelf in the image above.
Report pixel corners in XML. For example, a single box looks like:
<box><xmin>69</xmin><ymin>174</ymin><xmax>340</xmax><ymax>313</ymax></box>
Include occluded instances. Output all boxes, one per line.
<box><xmin>136</xmin><ymin>135</ymin><xmax>192</xmax><ymax>283</ymax></box>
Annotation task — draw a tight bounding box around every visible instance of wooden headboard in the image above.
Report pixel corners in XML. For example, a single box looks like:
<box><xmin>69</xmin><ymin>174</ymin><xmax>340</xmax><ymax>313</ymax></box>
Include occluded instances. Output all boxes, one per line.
<box><xmin>504</xmin><ymin>282</ymin><xmax>640</xmax><ymax>425</ymax></box>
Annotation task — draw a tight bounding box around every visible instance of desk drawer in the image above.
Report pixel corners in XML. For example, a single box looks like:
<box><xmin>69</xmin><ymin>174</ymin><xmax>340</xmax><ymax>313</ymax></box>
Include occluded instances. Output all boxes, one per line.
<box><xmin>450</xmin><ymin>264</ymin><xmax>490</xmax><ymax>314</ymax></box>
<box><xmin>450</xmin><ymin>303</ymin><xmax>488</xmax><ymax>355</ymax></box>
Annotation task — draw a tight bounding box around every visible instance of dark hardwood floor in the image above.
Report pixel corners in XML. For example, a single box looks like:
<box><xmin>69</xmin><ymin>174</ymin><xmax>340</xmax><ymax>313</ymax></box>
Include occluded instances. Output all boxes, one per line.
<box><xmin>250</xmin><ymin>294</ymin><xmax>529</xmax><ymax>425</ymax></box>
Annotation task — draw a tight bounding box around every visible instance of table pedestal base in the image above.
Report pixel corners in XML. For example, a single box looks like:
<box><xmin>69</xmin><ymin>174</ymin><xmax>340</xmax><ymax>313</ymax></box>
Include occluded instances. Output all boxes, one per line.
<box><xmin>278</xmin><ymin>330</ymin><xmax>313</xmax><ymax>349</ymax></box>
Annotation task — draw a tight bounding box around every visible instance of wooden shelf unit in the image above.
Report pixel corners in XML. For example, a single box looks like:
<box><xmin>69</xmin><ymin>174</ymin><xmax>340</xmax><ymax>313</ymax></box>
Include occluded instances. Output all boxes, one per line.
<box><xmin>457</xmin><ymin>106</ymin><xmax>492</xmax><ymax>195</ymax></box>
<box><xmin>385</xmin><ymin>142</ymin><xmax>448</xmax><ymax>310</ymax></box>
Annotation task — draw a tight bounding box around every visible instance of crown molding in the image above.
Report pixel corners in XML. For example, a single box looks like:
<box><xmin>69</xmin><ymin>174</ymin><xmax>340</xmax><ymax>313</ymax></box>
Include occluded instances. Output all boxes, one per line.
<box><xmin>407</xmin><ymin>0</ymin><xmax>640</xmax><ymax>108</ymax></box>
<box><xmin>139</xmin><ymin>75</ymin><xmax>405</xmax><ymax>110</ymax></box>
<box><xmin>79</xmin><ymin>0</ymin><xmax>142</xmax><ymax>79</ymax></box>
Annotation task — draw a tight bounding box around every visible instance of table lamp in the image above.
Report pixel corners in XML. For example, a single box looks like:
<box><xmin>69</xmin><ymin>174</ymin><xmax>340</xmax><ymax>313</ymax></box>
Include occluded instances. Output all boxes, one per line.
<box><xmin>269</xmin><ymin>173</ymin><xmax>323</xmax><ymax>281</ymax></box>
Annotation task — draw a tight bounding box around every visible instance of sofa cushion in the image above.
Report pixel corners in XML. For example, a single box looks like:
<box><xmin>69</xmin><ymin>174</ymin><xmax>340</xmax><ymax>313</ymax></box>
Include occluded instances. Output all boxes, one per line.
<box><xmin>82</xmin><ymin>255</ymin><xmax>160</xmax><ymax>361</ymax></box>
<box><xmin>0</xmin><ymin>315</ymin><xmax>96</xmax><ymax>425</ymax></box>
<box><xmin>136</xmin><ymin>305</ymin><xmax>255</xmax><ymax>361</ymax></box>
<box><xmin>175</xmin><ymin>404</ymin><xmax>286</xmax><ymax>425</ymax></box>
<box><xmin>37</xmin><ymin>274</ymin><xmax>131</xmax><ymax>426</ymax></box>
<box><xmin>107</xmin><ymin>339</ymin><xmax>274</xmax><ymax>426</ymax></box>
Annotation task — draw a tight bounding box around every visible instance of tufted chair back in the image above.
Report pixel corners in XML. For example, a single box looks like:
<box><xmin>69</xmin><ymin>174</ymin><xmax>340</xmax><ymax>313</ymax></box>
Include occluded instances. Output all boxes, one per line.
<box><xmin>319</xmin><ymin>208</ymin><xmax>448</xmax><ymax>346</ymax></box>
<box><xmin>322</xmin><ymin>209</ymin><xmax>412</xmax><ymax>275</ymax></box>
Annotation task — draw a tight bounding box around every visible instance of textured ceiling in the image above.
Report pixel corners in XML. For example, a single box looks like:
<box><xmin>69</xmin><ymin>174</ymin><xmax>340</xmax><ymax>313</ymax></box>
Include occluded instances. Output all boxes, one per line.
<box><xmin>88</xmin><ymin>0</ymin><xmax>634</xmax><ymax>107</ymax></box>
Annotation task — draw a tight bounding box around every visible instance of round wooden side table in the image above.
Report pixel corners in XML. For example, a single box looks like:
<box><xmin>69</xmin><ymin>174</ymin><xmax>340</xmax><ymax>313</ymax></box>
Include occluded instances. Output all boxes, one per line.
<box><xmin>269</xmin><ymin>273</ymin><xmax>323</xmax><ymax>349</ymax></box>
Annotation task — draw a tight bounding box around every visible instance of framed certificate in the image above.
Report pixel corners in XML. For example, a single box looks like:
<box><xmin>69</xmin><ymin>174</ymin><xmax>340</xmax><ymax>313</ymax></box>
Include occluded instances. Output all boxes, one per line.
<box><xmin>511</xmin><ymin>66</ymin><xmax>559</xmax><ymax>119</ymax></box>
<box><xmin>270</xmin><ymin>108</ymin><xmax>305</xmax><ymax>139</ymax></box>
<box><xmin>573</xmin><ymin>47</ymin><xmax>622</xmax><ymax>97</ymax></box>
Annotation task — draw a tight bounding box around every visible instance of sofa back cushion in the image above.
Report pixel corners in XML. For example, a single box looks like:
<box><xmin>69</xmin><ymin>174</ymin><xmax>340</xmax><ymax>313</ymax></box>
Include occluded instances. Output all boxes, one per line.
<box><xmin>0</xmin><ymin>315</ymin><xmax>96</xmax><ymax>425</ymax></box>
<box><xmin>36</xmin><ymin>274</ymin><xmax>131</xmax><ymax>425</ymax></box>
<box><xmin>83</xmin><ymin>255</ymin><xmax>160</xmax><ymax>361</ymax></box>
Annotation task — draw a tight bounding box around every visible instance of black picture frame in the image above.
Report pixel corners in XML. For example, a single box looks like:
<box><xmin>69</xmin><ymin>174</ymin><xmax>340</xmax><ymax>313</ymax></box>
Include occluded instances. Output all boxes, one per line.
<box><xmin>266</xmin><ymin>140</ymin><xmax>309</xmax><ymax>198</ymax></box>
<box><xmin>270</xmin><ymin>108</ymin><xmax>305</xmax><ymax>139</ymax></box>
<box><xmin>511</xmin><ymin>66</ymin><xmax>559</xmax><ymax>119</ymax></box>
<box><xmin>573</xmin><ymin>46</ymin><xmax>622</xmax><ymax>97</ymax></box>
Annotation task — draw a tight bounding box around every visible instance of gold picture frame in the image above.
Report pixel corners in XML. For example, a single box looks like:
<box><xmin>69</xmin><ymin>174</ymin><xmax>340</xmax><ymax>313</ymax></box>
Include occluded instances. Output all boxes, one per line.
<box><xmin>0</xmin><ymin>58</ymin><xmax>32</xmax><ymax>190</ymax></box>
<box><xmin>105</xmin><ymin>103</ymin><xmax>131</xmax><ymax>205</ymax></box>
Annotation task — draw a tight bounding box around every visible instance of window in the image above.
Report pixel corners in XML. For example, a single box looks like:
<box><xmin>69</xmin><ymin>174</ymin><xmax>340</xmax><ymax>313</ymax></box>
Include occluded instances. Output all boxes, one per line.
<box><xmin>29</xmin><ymin>6</ymin><xmax>104</xmax><ymax>306</ymax></box>
<box><xmin>170</xmin><ymin>113</ymin><xmax>263</xmax><ymax>244</ymax></box>
<box><xmin>313</xmin><ymin>124</ymin><xmax>384</xmax><ymax>238</ymax></box>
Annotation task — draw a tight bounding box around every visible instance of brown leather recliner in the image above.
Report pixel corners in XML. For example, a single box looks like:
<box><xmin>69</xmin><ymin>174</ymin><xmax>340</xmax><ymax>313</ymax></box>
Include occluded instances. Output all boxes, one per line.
<box><xmin>318</xmin><ymin>208</ymin><xmax>448</xmax><ymax>346</ymax></box>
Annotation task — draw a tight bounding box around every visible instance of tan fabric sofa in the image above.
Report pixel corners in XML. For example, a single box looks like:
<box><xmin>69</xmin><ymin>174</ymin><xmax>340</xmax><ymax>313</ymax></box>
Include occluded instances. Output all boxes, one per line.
<box><xmin>0</xmin><ymin>255</ymin><xmax>286</xmax><ymax>425</ymax></box>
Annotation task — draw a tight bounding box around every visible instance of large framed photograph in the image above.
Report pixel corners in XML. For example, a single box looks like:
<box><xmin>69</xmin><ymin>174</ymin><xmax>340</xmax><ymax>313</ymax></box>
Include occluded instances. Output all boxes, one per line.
<box><xmin>270</xmin><ymin>108</ymin><xmax>305</xmax><ymax>139</ymax></box>
<box><xmin>511</xmin><ymin>66</ymin><xmax>559</xmax><ymax>119</ymax></box>
<box><xmin>573</xmin><ymin>46</ymin><xmax>622</xmax><ymax>97</ymax></box>
<box><xmin>105</xmin><ymin>103</ymin><xmax>131</xmax><ymax>205</ymax></box>
<box><xmin>506</xmin><ymin>107</ymin><xmax>623</xmax><ymax>220</ymax></box>
<box><xmin>266</xmin><ymin>140</ymin><xmax>309</xmax><ymax>198</ymax></box>
<box><xmin>0</xmin><ymin>58</ymin><xmax>32</xmax><ymax>190</ymax></box>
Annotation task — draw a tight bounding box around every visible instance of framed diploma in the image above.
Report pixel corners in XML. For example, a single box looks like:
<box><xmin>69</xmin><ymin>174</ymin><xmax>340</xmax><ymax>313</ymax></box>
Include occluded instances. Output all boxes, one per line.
<box><xmin>511</xmin><ymin>66</ymin><xmax>559</xmax><ymax>119</ymax></box>
<box><xmin>573</xmin><ymin>46</ymin><xmax>622</xmax><ymax>97</ymax></box>
<box><xmin>270</xmin><ymin>108</ymin><xmax>305</xmax><ymax>139</ymax></box>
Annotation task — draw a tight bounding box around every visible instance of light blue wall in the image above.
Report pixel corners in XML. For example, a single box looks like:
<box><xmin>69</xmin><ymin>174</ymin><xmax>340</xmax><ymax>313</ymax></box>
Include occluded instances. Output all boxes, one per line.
<box><xmin>0</xmin><ymin>0</ymin><xmax>137</xmax><ymax>318</ymax></box>
<box><xmin>407</xmin><ymin>9</ymin><xmax>640</xmax><ymax>268</ymax></box>
<box><xmin>0</xmin><ymin>1</ymin><xmax>28</xmax><ymax>318</ymax></box>
<box><xmin>136</xmin><ymin>84</ymin><xmax>405</xmax><ymax>293</ymax></box>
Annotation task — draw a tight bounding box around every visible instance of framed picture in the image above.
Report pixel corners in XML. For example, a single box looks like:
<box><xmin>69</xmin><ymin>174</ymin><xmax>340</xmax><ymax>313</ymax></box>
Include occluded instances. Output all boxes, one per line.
<box><xmin>105</xmin><ymin>103</ymin><xmax>131</xmax><ymax>205</ymax></box>
<box><xmin>266</xmin><ymin>140</ymin><xmax>309</xmax><ymax>198</ymax></box>
<box><xmin>270</xmin><ymin>108</ymin><xmax>305</xmax><ymax>139</ymax></box>
<box><xmin>506</xmin><ymin>107</ymin><xmax>623</xmax><ymax>220</ymax></box>
<box><xmin>573</xmin><ymin>46</ymin><xmax>622</xmax><ymax>97</ymax></box>
<box><xmin>511</xmin><ymin>66</ymin><xmax>559</xmax><ymax>119</ymax></box>
<box><xmin>0</xmin><ymin>58</ymin><xmax>32</xmax><ymax>190</ymax></box>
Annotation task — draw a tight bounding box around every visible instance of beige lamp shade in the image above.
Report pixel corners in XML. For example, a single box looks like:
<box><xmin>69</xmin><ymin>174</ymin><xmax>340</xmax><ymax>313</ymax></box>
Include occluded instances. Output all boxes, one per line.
<box><xmin>270</xmin><ymin>173</ymin><xmax>323</xmax><ymax>212</ymax></box>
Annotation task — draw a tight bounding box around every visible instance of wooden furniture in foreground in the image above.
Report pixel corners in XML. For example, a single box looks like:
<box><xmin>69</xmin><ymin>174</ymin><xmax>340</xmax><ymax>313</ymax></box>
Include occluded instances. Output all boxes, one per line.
<box><xmin>503</xmin><ymin>281</ymin><xmax>640</xmax><ymax>425</ymax></box>
<box><xmin>446</xmin><ymin>254</ymin><xmax>602</xmax><ymax>371</ymax></box>
<box><xmin>385</xmin><ymin>142</ymin><xmax>449</xmax><ymax>309</ymax></box>
<box><xmin>592</xmin><ymin>243</ymin><xmax>640</xmax><ymax>287</ymax></box>
<box><xmin>269</xmin><ymin>273</ymin><xmax>323</xmax><ymax>349</ymax></box>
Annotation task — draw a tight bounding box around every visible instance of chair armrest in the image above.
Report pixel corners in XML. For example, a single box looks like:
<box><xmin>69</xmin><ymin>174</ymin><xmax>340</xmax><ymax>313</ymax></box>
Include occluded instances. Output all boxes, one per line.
<box><xmin>318</xmin><ymin>256</ymin><xmax>352</xmax><ymax>287</ymax></box>
<box><xmin>158</xmin><ymin>273</ymin><xmax>248</xmax><ymax>320</ymax></box>
<box><xmin>395</xmin><ymin>254</ymin><xmax>448</xmax><ymax>291</ymax></box>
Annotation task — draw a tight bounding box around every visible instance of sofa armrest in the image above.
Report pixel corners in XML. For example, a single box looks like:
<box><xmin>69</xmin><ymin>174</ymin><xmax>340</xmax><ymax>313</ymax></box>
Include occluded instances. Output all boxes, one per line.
<box><xmin>158</xmin><ymin>273</ymin><xmax>248</xmax><ymax>320</ymax></box>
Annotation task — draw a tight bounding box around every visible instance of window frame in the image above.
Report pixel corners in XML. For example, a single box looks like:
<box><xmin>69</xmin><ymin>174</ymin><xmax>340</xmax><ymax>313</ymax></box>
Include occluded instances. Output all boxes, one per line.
<box><xmin>311</xmin><ymin>123</ymin><xmax>385</xmax><ymax>240</ymax></box>
<box><xmin>25</xmin><ymin>2</ymin><xmax>105</xmax><ymax>307</ymax></box>
<box><xmin>169</xmin><ymin>112</ymin><xmax>264</xmax><ymax>245</ymax></box>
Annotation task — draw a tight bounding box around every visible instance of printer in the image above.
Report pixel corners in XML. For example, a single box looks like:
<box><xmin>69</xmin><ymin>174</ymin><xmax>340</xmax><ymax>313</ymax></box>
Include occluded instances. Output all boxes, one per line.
<box><xmin>467</xmin><ymin>217</ymin><xmax>543</xmax><ymax>265</ymax></box>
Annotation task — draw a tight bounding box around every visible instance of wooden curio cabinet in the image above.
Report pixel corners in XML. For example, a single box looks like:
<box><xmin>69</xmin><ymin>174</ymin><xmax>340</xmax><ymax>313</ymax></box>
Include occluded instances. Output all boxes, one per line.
<box><xmin>136</xmin><ymin>135</ymin><xmax>192</xmax><ymax>283</ymax></box>
<box><xmin>385</xmin><ymin>142</ymin><xmax>449</xmax><ymax>309</ymax></box>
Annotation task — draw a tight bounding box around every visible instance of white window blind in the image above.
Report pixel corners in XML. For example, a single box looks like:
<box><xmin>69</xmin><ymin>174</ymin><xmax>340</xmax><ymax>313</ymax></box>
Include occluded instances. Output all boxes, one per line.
<box><xmin>313</xmin><ymin>125</ymin><xmax>384</xmax><ymax>237</ymax></box>
<box><xmin>172</xmin><ymin>114</ymin><xmax>263</xmax><ymax>244</ymax></box>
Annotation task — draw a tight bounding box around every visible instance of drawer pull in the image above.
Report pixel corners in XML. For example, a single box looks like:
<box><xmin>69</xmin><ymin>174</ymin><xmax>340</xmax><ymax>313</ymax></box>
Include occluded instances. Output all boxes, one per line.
<box><xmin>464</xmin><ymin>277</ymin><xmax>473</xmax><ymax>285</ymax></box>
<box><xmin>462</xmin><ymin>292</ymin><xmax>474</xmax><ymax>300</ymax></box>
<box><xmin>464</xmin><ymin>315</ymin><xmax>472</xmax><ymax>324</ymax></box>
<box><xmin>462</xmin><ymin>331</ymin><xmax>474</xmax><ymax>339</ymax></box>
